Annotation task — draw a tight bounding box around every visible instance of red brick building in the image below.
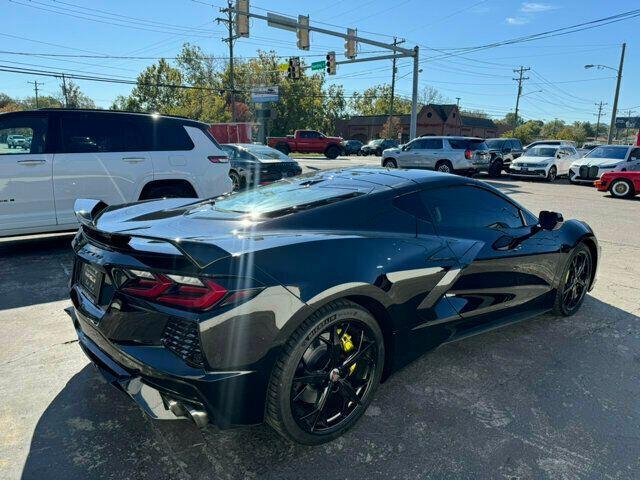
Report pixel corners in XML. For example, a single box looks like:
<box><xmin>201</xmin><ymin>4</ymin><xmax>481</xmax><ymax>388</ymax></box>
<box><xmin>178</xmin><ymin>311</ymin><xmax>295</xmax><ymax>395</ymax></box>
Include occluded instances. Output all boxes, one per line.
<box><xmin>336</xmin><ymin>104</ymin><xmax>499</xmax><ymax>143</ymax></box>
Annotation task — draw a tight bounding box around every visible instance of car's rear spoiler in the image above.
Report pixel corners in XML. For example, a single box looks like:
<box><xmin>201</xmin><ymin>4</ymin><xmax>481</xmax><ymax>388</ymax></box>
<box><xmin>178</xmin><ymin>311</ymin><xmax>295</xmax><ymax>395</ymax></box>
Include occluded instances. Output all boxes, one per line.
<box><xmin>73</xmin><ymin>199</ymin><xmax>230</xmax><ymax>269</ymax></box>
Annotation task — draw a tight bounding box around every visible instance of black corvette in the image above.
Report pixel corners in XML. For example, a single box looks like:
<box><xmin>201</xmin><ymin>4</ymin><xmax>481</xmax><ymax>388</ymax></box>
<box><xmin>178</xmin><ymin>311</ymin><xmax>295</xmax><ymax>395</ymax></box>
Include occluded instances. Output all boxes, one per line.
<box><xmin>69</xmin><ymin>168</ymin><xmax>599</xmax><ymax>445</ymax></box>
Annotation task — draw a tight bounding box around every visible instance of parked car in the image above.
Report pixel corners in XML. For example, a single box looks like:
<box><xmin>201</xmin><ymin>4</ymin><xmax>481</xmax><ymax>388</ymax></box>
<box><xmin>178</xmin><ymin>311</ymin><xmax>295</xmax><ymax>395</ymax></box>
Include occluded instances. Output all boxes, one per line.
<box><xmin>267</xmin><ymin>130</ymin><xmax>344</xmax><ymax>159</ymax></box>
<box><xmin>576</xmin><ymin>142</ymin><xmax>603</xmax><ymax>157</ymax></box>
<box><xmin>381</xmin><ymin>136</ymin><xmax>491</xmax><ymax>175</ymax></box>
<box><xmin>341</xmin><ymin>139</ymin><xmax>364</xmax><ymax>156</ymax></box>
<box><xmin>524</xmin><ymin>140</ymin><xmax>576</xmax><ymax>150</ymax></box>
<box><xmin>221</xmin><ymin>143</ymin><xmax>302</xmax><ymax>190</ymax></box>
<box><xmin>68</xmin><ymin>168</ymin><xmax>598</xmax><ymax>444</ymax></box>
<box><xmin>361</xmin><ymin>138</ymin><xmax>398</xmax><ymax>156</ymax></box>
<box><xmin>484</xmin><ymin>138</ymin><xmax>524</xmax><ymax>177</ymax></box>
<box><xmin>0</xmin><ymin>109</ymin><xmax>231</xmax><ymax>238</ymax></box>
<box><xmin>568</xmin><ymin>145</ymin><xmax>640</xmax><ymax>184</ymax></box>
<box><xmin>595</xmin><ymin>171</ymin><xmax>640</xmax><ymax>199</ymax></box>
<box><xmin>510</xmin><ymin>144</ymin><xmax>580</xmax><ymax>182</ymax></box>
<box><xmin>7</xmin><ymin>134</ymin><xmax>26</xmax><ymax>148</ymax></box>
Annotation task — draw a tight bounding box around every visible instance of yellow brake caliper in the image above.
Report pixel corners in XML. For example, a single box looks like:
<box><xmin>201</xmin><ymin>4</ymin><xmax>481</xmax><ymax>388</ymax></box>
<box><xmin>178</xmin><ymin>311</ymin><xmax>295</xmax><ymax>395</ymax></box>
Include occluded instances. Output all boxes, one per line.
<box><xmin>338</xmin><ymin>329</ymin><xmax>356</xmax><ymax>375</ymax></box>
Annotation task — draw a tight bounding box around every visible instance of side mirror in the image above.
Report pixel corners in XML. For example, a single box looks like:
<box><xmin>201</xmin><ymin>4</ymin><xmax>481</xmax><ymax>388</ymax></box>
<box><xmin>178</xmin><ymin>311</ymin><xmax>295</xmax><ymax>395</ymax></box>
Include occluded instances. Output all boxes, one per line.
<box><xmin>539</xmin><ymin>210</ymin><xmax>563</xmax><ymax>231</ymax></box>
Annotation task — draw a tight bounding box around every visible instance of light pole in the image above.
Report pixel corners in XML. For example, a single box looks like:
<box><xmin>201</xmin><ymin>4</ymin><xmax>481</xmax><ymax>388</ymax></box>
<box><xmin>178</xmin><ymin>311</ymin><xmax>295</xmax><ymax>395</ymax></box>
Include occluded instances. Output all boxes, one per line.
<box><xmin>585</xmin><ymin>42</ymin><xmax>626</xmax><ymax>144</ymax></box>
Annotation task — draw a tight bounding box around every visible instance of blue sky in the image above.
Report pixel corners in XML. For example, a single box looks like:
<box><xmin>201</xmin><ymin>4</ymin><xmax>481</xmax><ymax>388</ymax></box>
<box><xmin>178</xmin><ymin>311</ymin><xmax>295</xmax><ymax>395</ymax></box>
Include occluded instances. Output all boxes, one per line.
<box><xmin>1</xmin><ymin>0</ymin><xmax>639</xmax><ymax>124</ymax></box>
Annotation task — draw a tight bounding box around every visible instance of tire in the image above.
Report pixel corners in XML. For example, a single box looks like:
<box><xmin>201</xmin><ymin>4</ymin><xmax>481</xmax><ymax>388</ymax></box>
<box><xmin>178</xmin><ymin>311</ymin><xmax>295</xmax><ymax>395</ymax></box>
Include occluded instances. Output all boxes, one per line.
<box><xmin>265</xmin><ymin>299</ymin><xmax>385</xmax><ymax>445</ymax></box>
<box><xmin>609</xmin><ymin>179</ymin><xmax>635</xmax><ymax>199</ymax></box>
<box><xmin>229</xmin><ymin>171</ymin><xmax>243</xmax><ymax>192</ymax></box>
<box><xmin>325</xmin><ymin>145</ymin><xmax>340</xmax><ymax>159</ymax></box>
<box><xmin>275</xmin><ymin>143</ymin><xmax>290</xmax><ymax>155</ymax></box>
<box><xmin>435</xmin><ymin>160</ymin><xmax>454</xmax><ymax>174</ymax></box>
<box><xmin>375</xmin><ymin>149</ymin><xmax>382</xmax><ymax>157</ymax></box>
<box><xmin>383</xmin><ymin>158</ymin><xmax>397</xmax><ymax>168</ymax></box>
<box><xmin>546</xmin><ymin>165</ymin><xmax>557</xmax><ymax>183</ymax></box>
<box><xmin>488</xmin><ymin>159</ymin><xmax>503</xmax><ymax>178</ymax></box>
<box><xmin>552</xmin><ymin>243</ymin><xmax>592</xmax><ymax>316</ymax></box>
<box><xmin>139</xmin><ymin>183</ymin><xmax>196</xmax><ymax>200</ymax></box>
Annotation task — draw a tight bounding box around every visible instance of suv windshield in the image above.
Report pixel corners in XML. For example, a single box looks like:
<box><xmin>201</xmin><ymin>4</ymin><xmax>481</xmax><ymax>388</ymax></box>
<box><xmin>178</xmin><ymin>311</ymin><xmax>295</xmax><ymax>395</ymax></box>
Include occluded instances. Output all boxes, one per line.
<box><xmin>484</xmin><ymin>139</ymin><xmax>504</xmax><ymax>149</ymax></box>
<box><xmin>206</xmin><ymin>179</ymin><xmax>367</xmax><ymax>216</ymax></box>
<box><xmin>524</xmin><ymin>146</ymin><xmax>558</xmax><ymax>157</ymax></box>
<box><xmin>586</xmin><ymin>146</ymin><xmax>628</xmax><ymax>160</ymax></box>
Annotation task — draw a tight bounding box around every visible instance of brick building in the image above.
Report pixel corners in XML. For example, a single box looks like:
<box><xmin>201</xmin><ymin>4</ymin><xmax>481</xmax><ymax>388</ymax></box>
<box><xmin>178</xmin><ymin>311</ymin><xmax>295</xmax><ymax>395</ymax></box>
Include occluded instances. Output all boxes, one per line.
<box><xmin>336</xmin><ymin>104</ymin><xmax>500</xmax><ymax>143</ymax></box>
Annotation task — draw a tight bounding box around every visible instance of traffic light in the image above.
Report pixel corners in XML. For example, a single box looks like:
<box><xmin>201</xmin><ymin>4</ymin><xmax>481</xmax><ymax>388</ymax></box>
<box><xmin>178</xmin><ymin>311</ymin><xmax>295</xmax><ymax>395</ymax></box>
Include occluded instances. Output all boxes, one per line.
<box><xmin>326</xmin><ymin>51</ymin><xmax>336</xmax><ymax>75</ymax></box>
<box><xmin>235</xmin><ymin>0</ymin><xmax>249</xmax><ymax>38</ymax></box>
<box><xmin>345</xmin><ymin>28</ymin><xmax>357</xmax><ymax>59</ymax></box>
<box><xmin>297</xmin><ymin>15</ymin><xmax>309</xmax><ymax>51</ymax></box>
<box><xmin>287</xmin><ymin>56</ymin><xmax>301</xmax><ymax>80</ymax></box>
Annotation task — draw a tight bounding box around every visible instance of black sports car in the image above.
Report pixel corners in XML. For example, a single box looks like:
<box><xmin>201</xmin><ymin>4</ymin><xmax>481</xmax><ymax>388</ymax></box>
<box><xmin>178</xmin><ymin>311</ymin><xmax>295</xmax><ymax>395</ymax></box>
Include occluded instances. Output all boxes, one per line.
<box><xmin>68</xmin><ymin>168</ymin><xmax>599</xmax><ymax>445</ymax></box>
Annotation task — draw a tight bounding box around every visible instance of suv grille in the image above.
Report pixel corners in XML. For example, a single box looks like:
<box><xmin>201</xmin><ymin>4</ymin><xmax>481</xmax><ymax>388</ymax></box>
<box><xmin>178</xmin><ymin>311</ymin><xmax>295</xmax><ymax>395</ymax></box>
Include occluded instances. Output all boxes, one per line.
<box><xmin>161</xmin><ymin>318</ymin><xmax>204</xmax><ymax>367</ymax></box>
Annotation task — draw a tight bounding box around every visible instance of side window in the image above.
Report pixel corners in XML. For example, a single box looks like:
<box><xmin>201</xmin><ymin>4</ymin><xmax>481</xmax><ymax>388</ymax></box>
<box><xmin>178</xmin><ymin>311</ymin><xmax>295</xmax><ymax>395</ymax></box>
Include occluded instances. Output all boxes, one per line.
<box><xmin>298</xmin><ymin>131</ymin><xmax>309</xmax><ymax>139</ymax></box>
<box><xmin>61</xmin><ymin>115</ymin><xmax>123</xmax><ymax>153</ymax></box>
<box><xmin>0</xmin><ymin>116</ymin><xmax>48</xmax><ymax>155</ymax></box>
<box><xmin>307</xmin><ymin>131</ymin><xmax>321</xmax><ymax>139</ymax></box>
<box><xmin>411</xmin><ymin>139</ymin><xmax>429</xmax><ymax>149</ymax></box>
<box><xmin>151</xmin><ymin>122</ymin><xmax>194</xmax><ymax>151</ymax></box>
<box><xmin>421</xmin><ymin>186</ymin><xmax>524</xmax><ymax>231</ymax></box>
<box><xmin>423</xmin><ymin>138</ymin><xmax>443</xmax><ymax>149</ymax></box>
<box><xmin>221</xmin><ymin>145</ymin><xmax>236</xmax><ymax>159</ymax></box>
<box><xmin>237</xmin><ymin>149</ymin><xmax>254</xmax><ymax>160</ymax></box>
<box><xmin>511</xmin><ymin>139</ymin><xmax>522</xmax><ymax>150</ymax></box>
<box><xmin>629</xmin><ymin>148</ymin><xmax>640</xmax><ymax>160</ymax></box>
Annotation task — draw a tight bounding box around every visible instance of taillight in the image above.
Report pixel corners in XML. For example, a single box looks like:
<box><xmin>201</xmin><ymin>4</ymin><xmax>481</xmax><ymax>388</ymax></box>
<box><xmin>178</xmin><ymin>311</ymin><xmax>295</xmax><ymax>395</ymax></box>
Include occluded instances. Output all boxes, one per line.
<box><xmin>464</xmin><ymin>149</ymin><xmax>473</xmax><ymax>160</ymax></box>
<box><xmin>208</xmin><ymin>155</ymin><xmax>228</xmax><ymax>163</ymax></box>
<box><xmin>118</xmin><ymin>269</ymin><xmax>234</xmax><ymax>311</ymax></box>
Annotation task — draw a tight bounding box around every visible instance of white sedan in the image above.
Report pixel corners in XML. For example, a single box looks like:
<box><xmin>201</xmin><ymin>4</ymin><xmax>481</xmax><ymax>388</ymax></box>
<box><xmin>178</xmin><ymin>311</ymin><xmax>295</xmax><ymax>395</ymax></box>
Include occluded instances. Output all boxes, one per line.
<box><xmin>569</xmin><ymin>145</ymin><xmax>640</xmax><ymax>184</ymax></box>
<box><xmin>509</xmin><ymin>145</ymin><xmax>580</xmax><ymax>182</ymax></box>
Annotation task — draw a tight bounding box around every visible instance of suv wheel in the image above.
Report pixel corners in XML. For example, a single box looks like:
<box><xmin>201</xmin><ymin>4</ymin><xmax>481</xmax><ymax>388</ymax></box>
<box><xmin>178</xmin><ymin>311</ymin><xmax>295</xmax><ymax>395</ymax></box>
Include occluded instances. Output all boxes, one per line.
<box><xmin>435</xmin><ymin>160</ymin><xmax>454</xmax><ymax>174</ymax></box>
<box><xmin>488</xmin><ymin>159</ymin><xmax>503</xmax><ymax>177</ymax></box>
<box><xmin>546</xmin><ymin>166</ymin><xmax>557</xmax><ymax>183</ymax></box>
<box><xmin>383</xmin><ymin>159</ymin><xmax>397</xmax><ymax>168</ymax></box>
<box><xmin>609</xmin><ymin>179</ymin><xmax>635</xmax><ymax>198</ymax></box>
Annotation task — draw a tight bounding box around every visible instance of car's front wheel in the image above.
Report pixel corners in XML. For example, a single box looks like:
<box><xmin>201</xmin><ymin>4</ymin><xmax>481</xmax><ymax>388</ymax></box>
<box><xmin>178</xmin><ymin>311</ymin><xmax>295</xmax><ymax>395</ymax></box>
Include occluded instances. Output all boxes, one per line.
<box><xmin>265</xmin><ymin>299</ymin><xmax>384</xmax><ymax>445</ymax></box>
<box><xmin>383</xmin><ymin>158</ymin><xmax>397</xmax><ymax>168</ymax></box>
<box><xmin>609</xmin><ymin>178</ymin><xmax>635</xmax><ymax>198</ymax></box>
<box><xmin>488</xmin><ymin>159</ymin><xmax>503</xmax><ymax>177</ymax></box>
<box><xmin>546</xmin><ymin>165</ymin><xmax>557</xmax><ymax>182</ymax></box>
<box><xmin>552</xmin><ymin>243</ymin><xmax>592</xmax><ymax>316</ymax></box>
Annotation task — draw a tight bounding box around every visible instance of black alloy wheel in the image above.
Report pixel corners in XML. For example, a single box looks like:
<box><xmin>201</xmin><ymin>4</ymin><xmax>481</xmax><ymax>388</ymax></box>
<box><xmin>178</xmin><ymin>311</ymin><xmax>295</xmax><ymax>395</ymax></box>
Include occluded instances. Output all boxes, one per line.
<box><xmin>553</xmin><ymin>244</ymin><xmax>592</xmax><ymax>316</ymax></box>
<box><xmin>266</xmin><ymin>300</ymin><xmax>384</xmax><ymax>445</ymax></box>
<box><xmin>547</xmin><ymin>165</ymin><xmax>558</xmax><ymax>183</ymax></box>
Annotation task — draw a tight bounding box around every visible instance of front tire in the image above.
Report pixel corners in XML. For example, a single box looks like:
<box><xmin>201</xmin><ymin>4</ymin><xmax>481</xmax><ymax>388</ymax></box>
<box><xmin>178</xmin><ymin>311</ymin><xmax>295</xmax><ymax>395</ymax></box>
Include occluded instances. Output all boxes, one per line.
<box><xmin>552</xmin><ymin>243</ymin><xmax>592</xmax><ymax>316</ymax></box>
<box><xmin>383</xmin><ymin>158</ymin><xmax>397</xmax><ymax>168</ymax></box>
<box><xmin>265</xmin><ymin>299</ymin><xmax>384</xmax><ymax>445</ymax></box>
<box><xmin>275</xmin><ymin>143</ymin><xmax>290</xmax><ymax>155</ymax></box>
<box><xmin>546</xmin><ymin>165</ymin><xmax>557</xmax><ymax>182</ymax></box>
<box><xmin>488</xmin><ymin>159</ymin><xmax>503</xmax><ymax>178</ymax></box>
<box><xmin>609</xmin><ymin>179</ymin><xmax>635</xmax><ymax>198</ymax></box>
<box><xmin>325</xmin><ymin>145</ymin><xmax>340</xmax><ymax>159</ymax></box>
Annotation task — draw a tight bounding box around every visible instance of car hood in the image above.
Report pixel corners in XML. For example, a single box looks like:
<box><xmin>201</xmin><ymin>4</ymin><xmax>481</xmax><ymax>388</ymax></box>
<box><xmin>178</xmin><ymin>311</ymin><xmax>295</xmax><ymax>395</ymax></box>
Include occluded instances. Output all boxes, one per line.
<box><xmin>383</xmin><ymin>147</ymin><xmax>401</xmax><ymax>155</ymax></box>
<box><xmin>570</xmin><ymin>157</ymin><xmax>624</xmax><ymax>167</ymax></box>
<box><xmin>516</xmin><ymin>155</ymin><xmax>554</xmax><ymax>164</ymax></box>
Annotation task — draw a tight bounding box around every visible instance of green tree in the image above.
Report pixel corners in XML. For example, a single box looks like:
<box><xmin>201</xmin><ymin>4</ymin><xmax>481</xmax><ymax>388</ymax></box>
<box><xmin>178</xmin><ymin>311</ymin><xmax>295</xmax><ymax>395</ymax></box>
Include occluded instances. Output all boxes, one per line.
<box><xmin>61</xmin><ymin>80</ymin><xmax>95</xmax><ymax>109</ymax></box>
<box><xmin>350</xmin><ymin>84</ymin><xmax>412</xmax><ymax>116</ymax></box>
<box><xmin>540</xmin><ymin>119</ymin><xmax>566</xmax><ymax>138</ymax></box>
<box><xmin>497</xmin><ymin>112</ymin><xmax>524</xmax><ymax>129</ymax></box>
<box><xmin>508</xmin><ymin>120</ymin><xmax>543</xmax><ymax>145</ymax></box>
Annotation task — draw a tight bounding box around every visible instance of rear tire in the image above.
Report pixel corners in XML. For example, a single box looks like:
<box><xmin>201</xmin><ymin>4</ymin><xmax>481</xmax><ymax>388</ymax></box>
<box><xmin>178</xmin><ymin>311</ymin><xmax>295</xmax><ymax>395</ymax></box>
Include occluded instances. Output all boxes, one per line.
<box><xmin>552</xmin><ymin>243</ymin><xmax>592</xmax><ymax>316</ymax></box>
<box><xmin>435</xmin><ymin>160</ymin><xmax>454</xmax><ymax>174</ymax></box>
<box><xmin>325</xmin><ymin>145</ymin><xmax>340</xmax><ymax>159</ymax></box>
<box><xmin>609</xmin><ymin>179</ymin><xmax>635</xmax><ymax>198</ymax></box>
<box><xmin>383</xmin><ymin>159</ymin><xmax>397</xmax><ymax>168</ymax></box>
<box><xmin>275</xmin><ymin>143</ymin><xmax>290</xmax><ymax>155</ymax></box>
<box><xmin>265</xmin><ymin>299</ymin><xmax>384</xmax><ymax>445</ymax></box>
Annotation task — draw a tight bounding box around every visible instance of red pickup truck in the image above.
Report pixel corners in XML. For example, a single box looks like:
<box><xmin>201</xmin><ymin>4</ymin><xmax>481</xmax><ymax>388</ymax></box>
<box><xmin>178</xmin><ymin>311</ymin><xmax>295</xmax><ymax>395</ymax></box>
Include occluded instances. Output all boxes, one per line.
<box><xmin>268</xmin><ymin>130</ymin><xmax>344</xmax><ymax>159</ymax></box>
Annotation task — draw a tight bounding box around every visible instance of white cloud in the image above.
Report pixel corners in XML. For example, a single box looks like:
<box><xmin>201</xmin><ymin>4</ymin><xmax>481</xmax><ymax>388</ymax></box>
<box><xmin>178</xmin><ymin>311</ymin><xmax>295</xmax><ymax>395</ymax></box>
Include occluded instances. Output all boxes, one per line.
<box><xmin>520</xmin><ymin>2</ymin><xmax>559</xmax><ymax>13</ymax></box>
<box><xmin>506</xmin><ymin>17</ymin><xmax>529</xmax><ymax>25</ymax></box>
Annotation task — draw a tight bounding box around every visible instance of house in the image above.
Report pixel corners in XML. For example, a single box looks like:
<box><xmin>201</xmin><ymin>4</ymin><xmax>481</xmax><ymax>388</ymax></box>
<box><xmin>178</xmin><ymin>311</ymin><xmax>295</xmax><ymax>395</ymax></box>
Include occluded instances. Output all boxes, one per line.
<box><xmin>336</xmin><ymin>104</ymin><xmax>499</xmax><ymax>143</ymax></box>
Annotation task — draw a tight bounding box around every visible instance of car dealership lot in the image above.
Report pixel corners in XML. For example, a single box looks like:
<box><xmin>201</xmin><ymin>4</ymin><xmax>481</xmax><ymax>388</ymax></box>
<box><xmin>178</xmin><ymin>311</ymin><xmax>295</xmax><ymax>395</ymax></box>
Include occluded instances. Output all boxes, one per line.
<box><xmin>1</xmin><ymin>159</ymin><xmax>639</xmax><ymax>479</ymax></box>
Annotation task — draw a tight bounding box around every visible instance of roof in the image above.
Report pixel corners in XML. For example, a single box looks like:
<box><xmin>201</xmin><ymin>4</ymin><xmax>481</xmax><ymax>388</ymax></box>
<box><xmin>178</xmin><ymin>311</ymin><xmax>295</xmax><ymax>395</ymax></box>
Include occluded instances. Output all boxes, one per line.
<box><xmin>312</xmin><ymin>167</ymin><xmax>470</xmax><ymax>190</ymax></box>
<box><xmin>459</xmin><ymin>115</ymin><xmax>497</xmax><ymax>129</ymax></box>
<box><xmin>428</xmin><ymin>104</ymin><xmax>457</xmax><ymax>121</ymax></box>
<box><xmin>344</xmin><ymin>114</ymin><xmax>410</xmax><ymax>126</ymax></box>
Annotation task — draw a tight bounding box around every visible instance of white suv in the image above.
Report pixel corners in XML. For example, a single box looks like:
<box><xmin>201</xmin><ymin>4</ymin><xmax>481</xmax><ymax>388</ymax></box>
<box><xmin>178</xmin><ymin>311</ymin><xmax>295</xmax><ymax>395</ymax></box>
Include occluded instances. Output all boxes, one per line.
<box><xmin>0</xmin><ymin>109</ymin><xmax>231</xmax><ymax>237</ymax></box>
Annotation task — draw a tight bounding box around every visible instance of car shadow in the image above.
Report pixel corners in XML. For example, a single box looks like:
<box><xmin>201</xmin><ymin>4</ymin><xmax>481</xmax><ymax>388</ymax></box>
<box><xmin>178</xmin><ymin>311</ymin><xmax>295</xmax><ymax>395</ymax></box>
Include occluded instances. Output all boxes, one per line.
<box><xmin>0</xmin><ymin>233</ymin><xmax>75</xmax><ymax>311</ymax></box>
<box><xmin>20</xmin><ymin>295</ymin><xmax>640</xmax><ymax>479</ymax></box>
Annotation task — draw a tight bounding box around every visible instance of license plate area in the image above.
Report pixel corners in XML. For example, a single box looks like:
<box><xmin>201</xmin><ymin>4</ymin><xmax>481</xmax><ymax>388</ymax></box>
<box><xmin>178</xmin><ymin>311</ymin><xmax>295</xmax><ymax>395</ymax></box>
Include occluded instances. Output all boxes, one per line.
<box><xmin>79</xmin><ymin>262</ymin><xmax>104</xmax><ymax>303</ymax></box>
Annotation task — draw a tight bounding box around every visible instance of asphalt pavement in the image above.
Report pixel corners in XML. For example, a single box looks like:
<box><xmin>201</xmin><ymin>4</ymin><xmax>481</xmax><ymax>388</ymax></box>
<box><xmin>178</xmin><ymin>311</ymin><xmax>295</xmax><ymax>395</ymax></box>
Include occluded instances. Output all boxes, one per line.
<box><xmin>1</xmin><ymin>156</ymin><xmax>639</xmax><ymax>480</ymax></box>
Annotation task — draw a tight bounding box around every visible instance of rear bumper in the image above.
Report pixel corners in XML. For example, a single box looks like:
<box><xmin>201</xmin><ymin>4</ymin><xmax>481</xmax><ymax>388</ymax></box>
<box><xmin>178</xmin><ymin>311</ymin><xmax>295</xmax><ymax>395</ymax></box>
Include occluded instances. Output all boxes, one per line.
<box><xmin>68</xmin><ymin>304</ymin><xmax>264</xmax><ymax>428</ymax></box>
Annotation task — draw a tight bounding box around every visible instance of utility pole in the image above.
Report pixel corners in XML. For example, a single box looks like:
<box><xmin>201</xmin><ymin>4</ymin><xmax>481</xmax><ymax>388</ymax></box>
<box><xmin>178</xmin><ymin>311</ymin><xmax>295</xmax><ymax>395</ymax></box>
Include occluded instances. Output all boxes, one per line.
<box><xmin>456</xmin><ymin>97</ymin><xmax>461</xmax><ymax>108</ymax></box>
<box><xmin>28</xmin><ymin>80</ymin><xmax>43</xmax><ymax>108</ymax></box>
<box><xmin>217</xmin><ymin>0</ymin><xmax>237</xmax><ymax>122</ymax></box>
<box><xmin>607</xmin><ymin>42</ymin><xmax>625</xmax><ymax>145</ymax></box>
<box><xmin>594</xmin><ymin>101</ymin><xmax>606</xmax><ymax>142</ymax></box>
<box><xmin>60</xmin><ymin>73</ymin><xmax>69</xmax><ymax>107</ymax></box>
<box><xmin>388</xmin><ymin>37</ymin><xmax>405</xmax><ymax>119</ymax></box>
<box><xmin>512</xmin><ymin>66</ymin><xmax>530</xmax><ymax>132</ymax></box>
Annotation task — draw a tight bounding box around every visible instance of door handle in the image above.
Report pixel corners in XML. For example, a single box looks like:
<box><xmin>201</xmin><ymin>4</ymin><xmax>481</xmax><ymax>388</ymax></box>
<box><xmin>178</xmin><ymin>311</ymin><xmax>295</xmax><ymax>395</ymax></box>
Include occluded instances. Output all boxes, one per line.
<box><xmin>17</xmin><ymin>159</ymin><xmax>46</xmax><ymax>165</ymax></box>
<box><xmin>122</xmin><ymin>157</ymin><xmax>145</xmax><ymax>163</ymax></box>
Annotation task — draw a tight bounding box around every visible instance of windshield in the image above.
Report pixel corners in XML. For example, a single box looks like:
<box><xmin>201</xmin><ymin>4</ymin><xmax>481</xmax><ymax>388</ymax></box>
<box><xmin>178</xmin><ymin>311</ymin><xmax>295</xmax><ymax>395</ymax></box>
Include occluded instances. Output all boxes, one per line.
<box><xmin>524</xmin><ymin>146</ymin><xmax>558</xmax><ymax>157</ymax></box>
<box><xmin>209</xmin><ymin>179</ymin><xmax>366</xmax><ymax>216</ymax></box>
<box><xmin>243</xmin><ymin>145</ymin><xmax>290</xmax><ymax>160</ymax></box>
<box><xmin>586</xmin><ymin>146</ymin><xmax>628</xmax><ymax>160</ymax></box>
<box><xmin>484</xmin><ymin>139</ymin><xmax>504</xmax><ymax>149</ymax></box>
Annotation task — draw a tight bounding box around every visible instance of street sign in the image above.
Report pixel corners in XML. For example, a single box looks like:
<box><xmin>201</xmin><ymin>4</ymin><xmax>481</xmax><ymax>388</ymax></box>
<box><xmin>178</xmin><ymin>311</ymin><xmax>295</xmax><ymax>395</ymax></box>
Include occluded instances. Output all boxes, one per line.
<box><xmin>266</xmin><ymin>12</ymin><xmax>297</xmax><ymax>32</ymax></box>
<box><xmin>615</xmin><ymin>116</ymin><xmax>640</xmax><ymax>129</ymax></box>
<box><xmin>251</xmin><ymin>86</ymin><xmax>279</xmax><ymax>103</ymax></box>
<box><xmin>311</xmin><ymin>60</ymin><xmax>326</xmax><ymax>71</ymax></box>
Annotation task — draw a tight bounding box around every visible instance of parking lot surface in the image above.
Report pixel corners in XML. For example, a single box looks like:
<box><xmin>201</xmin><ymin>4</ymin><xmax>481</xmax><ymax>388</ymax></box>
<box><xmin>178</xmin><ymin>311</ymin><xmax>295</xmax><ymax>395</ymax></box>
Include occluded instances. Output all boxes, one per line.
<box><xmin>1</xmin><ymin>158</ymin><xmax>639</xmax><ymax>480</ymax></box>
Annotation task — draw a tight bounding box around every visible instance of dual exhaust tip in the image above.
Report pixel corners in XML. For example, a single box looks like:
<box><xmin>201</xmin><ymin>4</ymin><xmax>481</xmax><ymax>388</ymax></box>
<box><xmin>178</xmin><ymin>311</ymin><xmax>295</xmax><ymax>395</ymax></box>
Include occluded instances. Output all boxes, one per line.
<box><xmin>168</xmin><ymin>399</ymin><xmax>209</xmax><ymax>428</ymax></box>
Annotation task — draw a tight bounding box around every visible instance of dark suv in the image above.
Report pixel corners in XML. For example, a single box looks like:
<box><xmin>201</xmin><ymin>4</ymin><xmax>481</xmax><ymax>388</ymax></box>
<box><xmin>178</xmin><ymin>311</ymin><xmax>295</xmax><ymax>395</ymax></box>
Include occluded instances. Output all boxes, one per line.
<box><xmin>361</xmin><ymin>138</ymin><xmax>398</xmax><ymax>156</ymax></box>
<box><xmin>484</xmin><ymin>138</ymin><xmax>523</xmax><ymax>177</ymax></box>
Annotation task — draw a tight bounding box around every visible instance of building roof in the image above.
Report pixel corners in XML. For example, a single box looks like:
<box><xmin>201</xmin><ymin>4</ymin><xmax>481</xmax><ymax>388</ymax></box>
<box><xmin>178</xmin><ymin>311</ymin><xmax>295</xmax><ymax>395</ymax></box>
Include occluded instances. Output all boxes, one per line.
<box><xmin>343</xmin><ymin>114</ymin><xmax>410</xmax><ymax>126</ymax></box>
<box><xmin>460</xmin><ymin>115</ymin><xmax>497</xmax><ymax>129</ymax></box>
<box><xmin>428</xmin><ymin>104</ymin><xmax>457</xmax><ymax>121</ymax></box>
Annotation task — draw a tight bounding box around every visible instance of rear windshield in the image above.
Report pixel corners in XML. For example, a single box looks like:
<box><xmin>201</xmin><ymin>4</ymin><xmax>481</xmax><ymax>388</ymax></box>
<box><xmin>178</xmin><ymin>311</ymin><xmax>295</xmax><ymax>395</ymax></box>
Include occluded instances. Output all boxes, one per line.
<box><xmin>586</xmin><ymin>146</ymin><xmax>628</xmax><ymax>159</ymax></box>
<box><xmin>209</xmin><ymin>179</ymin><xmax>367</xmax><ymax>216</ymax></box>
<box><xmin>524</xmin><ymin>147</ymin><xmax>558</xmax><ymax>157</ymax></box>
<box><xmin>243</xmin><ymin>145</ymin><xmax>290</xmax><ymax>160</ymax></box>
<box><xmin>448</xmin><ymin>139</ymin><xmax>487</xmax><ymax>150</ymax></box>
<box><xmin>484</xmin><ymin>139</ymin><xmax>504</xmax><ymax>149</ymax></box>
